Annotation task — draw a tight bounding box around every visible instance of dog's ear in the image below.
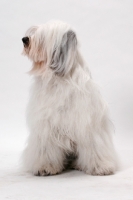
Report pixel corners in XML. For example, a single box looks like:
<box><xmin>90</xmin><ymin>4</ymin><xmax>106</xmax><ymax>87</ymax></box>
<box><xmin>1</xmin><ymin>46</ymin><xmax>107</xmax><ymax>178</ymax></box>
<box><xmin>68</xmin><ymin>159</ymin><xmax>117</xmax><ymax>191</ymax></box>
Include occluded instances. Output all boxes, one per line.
<box><xmin>50</xmin><ymin>30</ymin><xmax>77</xmax><ymax>76</ymax></box>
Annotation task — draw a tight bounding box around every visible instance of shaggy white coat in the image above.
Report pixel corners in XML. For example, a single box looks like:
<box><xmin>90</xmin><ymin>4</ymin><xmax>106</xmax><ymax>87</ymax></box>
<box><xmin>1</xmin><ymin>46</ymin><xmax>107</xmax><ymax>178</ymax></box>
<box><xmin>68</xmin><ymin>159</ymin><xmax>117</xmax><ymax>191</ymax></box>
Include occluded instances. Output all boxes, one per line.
<box><xmin>22</xmin><ymin>21</ymin><xmax>118</xmax><ymax>176</ymax></box>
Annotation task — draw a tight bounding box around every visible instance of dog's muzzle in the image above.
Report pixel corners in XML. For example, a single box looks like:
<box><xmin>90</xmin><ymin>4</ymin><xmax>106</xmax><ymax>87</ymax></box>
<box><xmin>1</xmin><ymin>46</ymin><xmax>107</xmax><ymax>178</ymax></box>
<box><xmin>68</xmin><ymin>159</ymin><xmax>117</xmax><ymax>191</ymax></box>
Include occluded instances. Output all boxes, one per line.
<box><xmin>22</xmin><ymin>37</ymin><xmax>29</xmax><ymax>47</ymax></box>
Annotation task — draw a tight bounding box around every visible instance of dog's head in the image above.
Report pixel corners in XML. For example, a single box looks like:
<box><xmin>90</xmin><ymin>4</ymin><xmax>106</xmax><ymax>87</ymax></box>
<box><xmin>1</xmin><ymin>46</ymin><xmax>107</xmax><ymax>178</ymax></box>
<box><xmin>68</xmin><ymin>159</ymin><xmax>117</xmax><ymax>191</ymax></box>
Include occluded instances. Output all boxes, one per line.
<box><xmin>22</xmin><ymin>21</ymin><xmax>78</xmax><ymax>76</ymax></box>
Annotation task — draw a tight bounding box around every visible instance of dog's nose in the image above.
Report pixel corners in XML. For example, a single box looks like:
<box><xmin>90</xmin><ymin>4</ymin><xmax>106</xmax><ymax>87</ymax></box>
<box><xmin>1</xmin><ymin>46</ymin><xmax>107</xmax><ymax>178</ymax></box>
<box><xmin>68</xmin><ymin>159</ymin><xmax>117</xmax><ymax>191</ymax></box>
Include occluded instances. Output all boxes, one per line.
<box><xmin>22</xmin><ymin>37</ymin><xmax>29</xmax><ymax>45</ymax></box>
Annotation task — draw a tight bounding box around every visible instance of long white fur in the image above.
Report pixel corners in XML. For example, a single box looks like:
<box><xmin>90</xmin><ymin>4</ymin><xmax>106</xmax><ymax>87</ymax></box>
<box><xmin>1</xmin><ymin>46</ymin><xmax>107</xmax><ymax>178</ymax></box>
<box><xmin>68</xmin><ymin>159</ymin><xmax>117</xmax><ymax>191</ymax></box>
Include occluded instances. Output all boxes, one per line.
<box><xmin>22</xmin><ymin>20</ymin><xmax>118</xmax><ymax>176</ymax></box>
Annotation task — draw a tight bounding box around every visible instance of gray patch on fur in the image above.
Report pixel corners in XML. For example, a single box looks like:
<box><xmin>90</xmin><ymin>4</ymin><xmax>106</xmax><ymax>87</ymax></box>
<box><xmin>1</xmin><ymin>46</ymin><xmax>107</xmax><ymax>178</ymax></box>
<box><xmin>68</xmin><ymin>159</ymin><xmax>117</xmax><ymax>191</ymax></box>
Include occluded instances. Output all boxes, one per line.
<box><xmin>50</xmin><ymin>30</ymin><xmax>77</xmax><ymax>76</ymax></box>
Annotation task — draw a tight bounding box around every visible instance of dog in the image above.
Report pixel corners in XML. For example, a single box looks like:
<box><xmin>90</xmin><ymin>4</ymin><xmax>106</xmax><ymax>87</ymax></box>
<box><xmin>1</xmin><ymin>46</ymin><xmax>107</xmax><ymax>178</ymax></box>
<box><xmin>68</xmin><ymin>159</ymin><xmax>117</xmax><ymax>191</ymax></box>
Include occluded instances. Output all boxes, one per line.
<box><xmin>22</xmin><ymin>20</ymin><xmax>118</xmax><ymax>176</ymax></box>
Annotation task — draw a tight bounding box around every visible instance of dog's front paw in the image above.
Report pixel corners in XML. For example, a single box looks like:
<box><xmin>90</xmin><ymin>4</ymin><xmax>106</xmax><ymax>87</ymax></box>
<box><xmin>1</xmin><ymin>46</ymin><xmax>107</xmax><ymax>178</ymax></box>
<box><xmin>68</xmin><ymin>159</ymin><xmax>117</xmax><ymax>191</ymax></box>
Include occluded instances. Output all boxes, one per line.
<box><xmin>35</xmin><ymin>170</ymin><xmax>50</xmax><ymax>176</ymax></box>
<box><xmin>34</xmin><ymin>167</ymin><xmax>62</xmax><ymax>176</ymax></box>
<box><xmin>91</xmin><ymin>168</ymin><xmax>114</xmax><ymax>176</ymax></box>
<box><xmin>34</xmin><ymin>170</ymin><xmax>60</xmax><ymax>176</ymax></box>
<box><xmin>86</xmin><ymin>165</ymin><xmax>115</xmax><ymax>176</ymax></box>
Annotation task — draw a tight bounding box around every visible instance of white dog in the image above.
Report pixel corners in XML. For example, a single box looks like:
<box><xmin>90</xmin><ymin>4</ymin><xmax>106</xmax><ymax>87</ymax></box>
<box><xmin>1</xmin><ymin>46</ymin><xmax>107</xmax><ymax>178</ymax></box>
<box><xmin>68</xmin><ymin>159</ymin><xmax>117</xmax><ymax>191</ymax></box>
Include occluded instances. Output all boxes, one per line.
<box><xmin>22</xmin><ymin>20</ymin><xmax>118</xmax><ymax>176</ymax></box>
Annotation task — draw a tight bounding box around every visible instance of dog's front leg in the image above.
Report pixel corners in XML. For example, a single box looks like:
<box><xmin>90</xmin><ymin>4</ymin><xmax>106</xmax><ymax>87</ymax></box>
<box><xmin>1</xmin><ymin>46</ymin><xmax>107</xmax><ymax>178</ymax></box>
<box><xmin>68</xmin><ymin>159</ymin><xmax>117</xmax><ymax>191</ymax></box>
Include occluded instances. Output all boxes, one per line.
<box><xmin>22</xmin><ymin>128</ymin><xmax>65</xmax><ymax>176</ymax></box>
<box><xmin>74</xmin><ymin>133</ymin><xmax>118</xmax><ymax>175</ymax></box>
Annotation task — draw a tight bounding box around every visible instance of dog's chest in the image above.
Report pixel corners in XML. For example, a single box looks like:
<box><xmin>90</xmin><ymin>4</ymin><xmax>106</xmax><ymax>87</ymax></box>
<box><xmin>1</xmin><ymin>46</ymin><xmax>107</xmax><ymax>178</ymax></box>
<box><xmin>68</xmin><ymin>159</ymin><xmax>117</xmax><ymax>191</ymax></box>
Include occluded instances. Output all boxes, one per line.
<box><xmin>28</xmin><ymin>78</ymin><xmax>89</xmax><ymax>126</ymax></box>
<box><xmin>28</xmin><ymin>79</ymin><xmax>74</xmax><ymax>118</ymax></box>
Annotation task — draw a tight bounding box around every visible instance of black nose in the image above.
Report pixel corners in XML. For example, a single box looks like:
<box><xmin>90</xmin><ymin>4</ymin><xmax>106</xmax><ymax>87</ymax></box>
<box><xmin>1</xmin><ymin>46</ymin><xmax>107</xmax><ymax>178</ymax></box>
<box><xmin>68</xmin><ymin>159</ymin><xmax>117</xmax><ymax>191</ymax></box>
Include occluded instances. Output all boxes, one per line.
<box><xmin>22</xmin><ymin>37</ymin><xmax>29</xmax><ymax>45</ymax></box>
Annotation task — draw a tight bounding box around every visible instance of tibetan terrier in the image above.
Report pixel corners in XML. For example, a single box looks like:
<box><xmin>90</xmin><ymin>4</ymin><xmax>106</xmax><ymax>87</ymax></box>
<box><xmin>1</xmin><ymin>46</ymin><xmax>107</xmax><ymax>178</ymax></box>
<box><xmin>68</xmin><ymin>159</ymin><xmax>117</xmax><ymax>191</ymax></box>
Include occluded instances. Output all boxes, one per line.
<box><xmin>22</xmin><ymin>20</ymin><xmax>118</xmax><ymax>176</ymax></box>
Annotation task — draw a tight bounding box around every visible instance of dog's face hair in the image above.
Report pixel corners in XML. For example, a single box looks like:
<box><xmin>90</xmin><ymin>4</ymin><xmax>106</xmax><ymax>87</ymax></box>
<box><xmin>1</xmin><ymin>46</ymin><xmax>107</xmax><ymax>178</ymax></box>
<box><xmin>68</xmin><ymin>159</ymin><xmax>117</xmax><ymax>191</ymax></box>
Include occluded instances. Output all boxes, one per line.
<box><xmin>22</xmin><ymin>21</ymin><xmax>78</xmax><ymax>76</ymax></box>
